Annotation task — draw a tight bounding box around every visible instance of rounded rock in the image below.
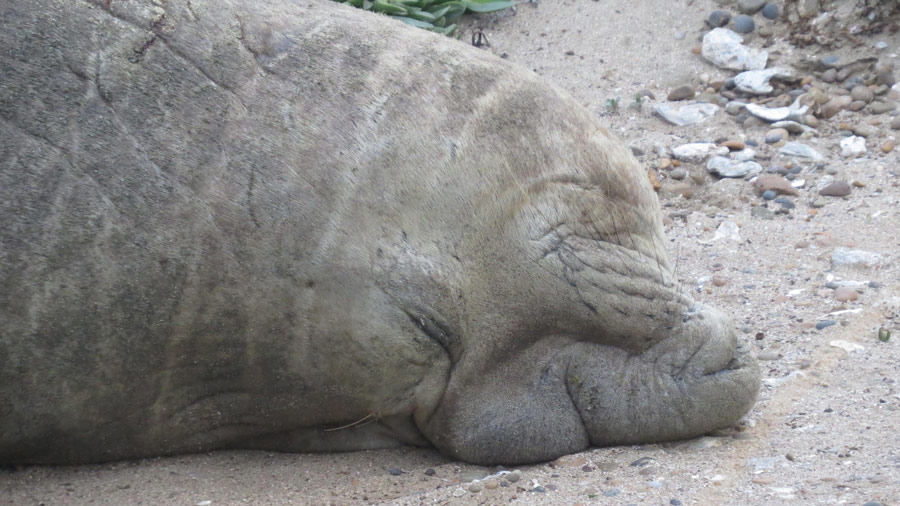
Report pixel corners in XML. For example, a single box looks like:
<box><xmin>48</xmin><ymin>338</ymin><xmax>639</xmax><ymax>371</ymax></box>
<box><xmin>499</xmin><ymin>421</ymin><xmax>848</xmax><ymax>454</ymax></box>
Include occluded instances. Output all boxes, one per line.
<box><xmin>468</xmin><ymin>482</ymin><xmax>483</xmax><ymax>493</ymax></box>
<box><xmin>819</xmin><ymin>181</ymin><xmax>852</xmax><ymax>197</ymax></box>
<box><xmin>850</xmin><ymin>85</ymin><xmax>875</xmax><ymax>104</ymax></box>
<box><xmin>833</xmin><ymin>286</ymin><xmax>858</xmax><ymax>302</ymax></box>
<box><xmin>707</xmin><ymin>10</ymin><xmax>731</xmax><ymax>28</ymax></box>
<box><xmin>732</xmin><ymin>15</ymin><xmax>755</xmax><ymax>34</ymax></box>
<box><xmin>762</xmin><ymin>190</ymin><xmax>776</xmax><ymax>200</ymax></box>
<box><xmin>668</xmin><ymin>85</ymin><xmax>695</xmax><ymax>102</ymax></box>
<box><xmin>762</xmin><ymin>3</ymin><xmax>779</xmax><ymax>19</ymax></box>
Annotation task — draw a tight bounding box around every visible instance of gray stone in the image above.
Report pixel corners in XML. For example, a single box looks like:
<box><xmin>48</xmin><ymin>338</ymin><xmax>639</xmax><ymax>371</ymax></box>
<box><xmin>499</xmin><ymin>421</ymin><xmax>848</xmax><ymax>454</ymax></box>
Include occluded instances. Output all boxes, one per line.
<box><xmin>738</xmin><ymin>0</ymin><xmax>766</xmax><ymax>14</ymax></box>
<box><xmin>869</xmin><ymin>101</ymin><xmax>896</xmax><ymax>114</ymax></box>
<box><xmin>822</xmin><ymin>68</ymin><xmax>837</xmax><ymax>83</ymax></box>
<box><xmin>779</xmin><ymin>142</ymin><xmax>824</xmax><ymax>160</ymax></box>
<box><xmin>771</xmin><ymin>121</ymin><xmax>809</xmax><ymax>134</ymax></box>
<box><xmin>850</xmin><ymin>85</ymin><xmax>875</xmax><ymax>104</ymax></box>
<box><xmin>816</xmin><ymin>320</ymin><xmax>837</xmax><ymax>330</ymax></box>
<box><xmin>707</xmin><ymin>10</ymin><xmax>731</xmax><ymax>28</ymax></box>
<box><xmin>732</xmin><ymin>15</ymin><xmax>755</xmax><ymax>34</ymax></box>
<box><xmin>668</xmin><ymin>85</ymin><xmax>696</xmax><ymax>101</ymax></box>
<box><xmin>832</xmin><ymin>247</ymin><xmax>883</xmax><ymax>267</ymax></box>
<box><xmin>762</xmin><ymin>3</ymin><xmax>779</xmax><ymax>19</ymax></box>
<box><xmin>707</xmin><ymin>156</ymin><xmax>763</xmax><ymax>178</ymax></box>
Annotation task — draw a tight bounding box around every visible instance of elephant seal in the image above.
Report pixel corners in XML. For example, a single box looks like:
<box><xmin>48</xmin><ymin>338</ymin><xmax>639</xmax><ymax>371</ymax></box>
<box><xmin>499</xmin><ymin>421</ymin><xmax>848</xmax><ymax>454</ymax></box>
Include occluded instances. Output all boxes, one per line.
<box><xmin>0</xmin><ymin>0</ymin><xmax>759</xmax><ymax>465</ymax></box>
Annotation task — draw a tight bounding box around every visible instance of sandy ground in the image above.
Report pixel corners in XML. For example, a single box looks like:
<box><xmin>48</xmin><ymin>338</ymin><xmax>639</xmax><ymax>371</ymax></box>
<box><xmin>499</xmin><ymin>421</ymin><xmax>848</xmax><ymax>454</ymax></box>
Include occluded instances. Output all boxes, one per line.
<box><xmin>3</xmin><ymin>0</ymin><xmax>900</xmax><ymax>505</ymax></box>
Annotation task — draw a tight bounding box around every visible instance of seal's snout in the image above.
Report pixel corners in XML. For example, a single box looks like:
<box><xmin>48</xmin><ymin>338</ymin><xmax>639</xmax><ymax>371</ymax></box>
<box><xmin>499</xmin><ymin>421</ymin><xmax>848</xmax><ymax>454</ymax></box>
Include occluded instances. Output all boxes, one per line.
<box><xmin>564</xmin><ymin>303</ymin><xmax>760</xmax><ymax>447</ymax></box>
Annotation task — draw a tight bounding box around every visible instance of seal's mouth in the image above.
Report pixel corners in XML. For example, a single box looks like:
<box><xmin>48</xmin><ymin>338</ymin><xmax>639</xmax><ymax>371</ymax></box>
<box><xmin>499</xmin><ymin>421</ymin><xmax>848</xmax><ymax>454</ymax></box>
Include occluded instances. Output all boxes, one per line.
<box><xmin>564</xmin><ymin>305</ymin><xmax>760</xmax><ymax>447</ymax></box>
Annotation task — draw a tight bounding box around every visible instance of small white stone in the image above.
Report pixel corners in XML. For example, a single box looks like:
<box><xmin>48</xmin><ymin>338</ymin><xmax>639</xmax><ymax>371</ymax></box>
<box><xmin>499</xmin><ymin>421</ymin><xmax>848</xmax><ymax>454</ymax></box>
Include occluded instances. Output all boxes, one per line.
<box><xmin>654</xmin><ymin>103</ymin><xmax>720</xmax><ymax>126</ymax></box>
<box><xmin>779</xmin><ymin>142</ymin><xmax>824</xmax><ymax>160</ymax></box>
<box><xmin>702</xmin><ymin>28</ymin><xmax>768</xmax><ymax>71</ymax></box>
<box><xmin>840</xmin><ymin>135</ymin><xmax>867</xmax><ymax>158</ymax></box>
<box><xmin>673</xmin><ymin>143</ymin><xmax>727</xmax><ymax>163</ymax></box>
<box><xmin>734</xmin><ymin>68</ymin><xmax>792</xmax><ymax>94</ymax></box>
<box><xmin>829</xmin><ymin>340</ymin><xmax>864</xmax><ymax>353</ymax></box>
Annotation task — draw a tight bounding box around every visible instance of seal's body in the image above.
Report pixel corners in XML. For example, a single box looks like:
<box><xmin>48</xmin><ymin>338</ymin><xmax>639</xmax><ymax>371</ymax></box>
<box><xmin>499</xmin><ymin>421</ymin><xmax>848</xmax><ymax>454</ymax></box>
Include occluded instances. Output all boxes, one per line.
<box><xmin>0</xmin><ymin>0</ymin><xmax>758</xmax><ymax>465</ymax></box>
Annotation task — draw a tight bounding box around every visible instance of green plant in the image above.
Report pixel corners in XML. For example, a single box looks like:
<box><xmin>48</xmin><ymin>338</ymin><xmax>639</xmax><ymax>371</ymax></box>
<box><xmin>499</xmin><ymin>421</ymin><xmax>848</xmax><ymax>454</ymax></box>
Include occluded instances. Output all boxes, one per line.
<box><xmin>605</xmin><ymin>97</ymin><xmax>620</xmax><ymax>113</ymax></box>
<box><xmin>336</xmin><ymin>0</ymin><xmax>518</xmax><ymax>36</ymax></box>
<box><xmin>630</xmin><ymin>93</ymin><xmax>644</xmax><ymax>110</ymax></box>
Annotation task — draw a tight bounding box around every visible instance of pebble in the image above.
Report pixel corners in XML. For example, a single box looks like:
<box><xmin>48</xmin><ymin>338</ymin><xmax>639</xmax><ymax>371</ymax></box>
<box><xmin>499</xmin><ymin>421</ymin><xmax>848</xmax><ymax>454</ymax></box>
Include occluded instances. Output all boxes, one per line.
<box><xmin>832</xmin><ymin>247</ymin><xmax>883</xmax><ymax>267</ymax></box>
<box><xmin>670</xmin><ymin>500</ymin><xmax>683</xmax><ymax>506</ymax></box>
<box><xmin>668</xmin><ymin>85</ymin><xmax>695</xmax><ymax>101</ymax></box>
<box><xmin>725</xmin><ymin>101</ymin><xmax>747</xmax><ymax>115</ymax></box>
<box><xmin>712</xmin><ymin>274</ymin><xmax>727</xmax><ymax>286</ymax></box>
<box><xmin>820</xmin><ymin>96</ymin><xmax>852</xmax><ymax>119</ymax></box>
<box><xmin>848</xmin><ymin>100</ymin><xmax>867</xmax><ymax>112</ymax></box>
<box><xmin>751</xmin><ymin>207</ymin><xmax>774</xmax><ymax>219</ymax></box>
<box><xmin>603</xmin><ymin>489</ymin><xmax>621</xmax><ymax>497</ymax></box>
<box><xmin>850</xmin><ymin>85</ymin><xmax>875</xmax><ymax>103</ymax></box>
<box><xmin>762</xmin><ymin>190</ymin><xmax>775</xmax><ymax>200</ymax></box>
<box><xmin>851</xmin><ymin>124</ymin><xmax>874</xmax><ymax>137</ymax></box>
<box><xmin>721</xmin><ymin>140</ymin><xmax>746</xmax><ymax>150</ymax></box>
<box><xmin>734</xmin><ymin>68</ymin><xmax>791</xmax><ymax>94</ymax></box>
<box><xmin>816</xmin><ymin>320</ymin><xmax>837</xmax><ymax>330</ymax></box>
<box><xmin>484</xmin><ymin>479</ymin><xmax>499</xmax><ymax>490</ymax></box>
<box><xmin>822</xmin><ymin>68</ymin><xmax>837</xmax><ymax>83</ymax></box>
<box><xmin>839</xmin><ymin>136</ymin><xmax>866</xmax><ymax>158</ymax></box>
<box><xmin>506</xmin><ymin>470</ymin><xmax>521</xmax><ymax>482</ymax></box>
<box><xmin>758</xmin><ymin>351</ymin><xmax>780</xmax><ymax>360</ymax></box>
<box><xmin>779</xmin><ymin>142</ymin><xmax>824</xmax><ymax>160</ymax></box>
<box><xmin>882</xmin><ymin>140</ymin><xmax>895</xmax><ymax>153</ymax></box>
<box><xmin>707</xmin><ymin>157</ymin><xmax>763</xmax><ymax>178</ymax></box>
<box><xmin>702</xmin><ymin>28</ymin><xmax>768</xmax><ymax>71</ymax></box>
<box><xmin>670</xmin><ymin>168</ymin><xmax>687</xmax><ymax>180</ymax></box>
<box><xmin>738</xmin><ymin>0</ymin><xmax>766</xmax><ymax>13</ymax></box>
<box><xmin>707</xmin><ymin>10</ymin><xmax>731</xmax><ymax>28</ymax></box>
<box><xmin>654</xmin><ymin>103</ymin><xmax>720</xmax><ymax>126</ymax></box>
<box><xmin>425</xmin><ymin>468</ymin><xmax>436</xmax><ymax>476</ymax></box>
<box><xmin>468</xmin><ymin>482</ymin><xmax>483</xmax><ymax>493</ymax></box>
<box><xmin>775</xmin><ymin>196</ymin><xmax>795</xmax><ymax>209</ymax></box>
<box><xmin>673</xmin><ymin>143</ymin><xmax>727</xmax><ymax>163</ymax></box>
<box><xmin>762</xmin><ymin>2</ymin><xmax>779</xmax><ymax>19</ymax></box>
<box><xmin>755</xmin><ymin>174</ymin><xmax>799</xmax><ymax>196</ymax></box>
<box><xmin>732</xmin><ymin>15</ymin><xmax>755</xmax><ymax>34</ymax></box>
<box><xmin>869</xmin><ymin>101</ymin><xmax>896</xmax><ymax>114</ymax></box>
<box><xmin>765</xmin><ymin>129</ymin><xmax>786</xmax><ymax>143</ymax></box>
<box><xmin>388</xmin><ymin>467</ymin><xmax>404</xmax><ymax>476</ymax></box>
<box><xmin>819</xmin><ymin>181</ymin><xmax>851</xmax><ymax>197</ymax></box>
<box><xmin>833</xmin><ymin>286</ymin><xmax>858</xmax><ymax>302</ymax></box>
<box><xmin>891</xmin><ymin>116</ymin><xmax>900</xmax><ymax>129</ymax></box>
<box><xmin>772</xmin><ymin>120</ymin><xmax>807</xmax><ymax>134</ymax></box>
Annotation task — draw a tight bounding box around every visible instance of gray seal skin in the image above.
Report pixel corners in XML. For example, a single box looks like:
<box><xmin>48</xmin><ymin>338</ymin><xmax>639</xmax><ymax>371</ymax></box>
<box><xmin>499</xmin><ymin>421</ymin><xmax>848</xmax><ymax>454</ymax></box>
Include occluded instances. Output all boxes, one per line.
<box><xmin>0</xmin><ymin>0</ymin><xmax>760</xmax><ymax>465</ymax></box>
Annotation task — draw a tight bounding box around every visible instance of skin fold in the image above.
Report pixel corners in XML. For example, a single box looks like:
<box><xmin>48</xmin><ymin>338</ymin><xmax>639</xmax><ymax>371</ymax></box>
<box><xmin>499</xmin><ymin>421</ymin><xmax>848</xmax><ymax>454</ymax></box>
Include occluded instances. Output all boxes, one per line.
<box><xmin>0</xmin><ymin>0</ymin><xmax>759</xmax><ymax>465</ymax></box>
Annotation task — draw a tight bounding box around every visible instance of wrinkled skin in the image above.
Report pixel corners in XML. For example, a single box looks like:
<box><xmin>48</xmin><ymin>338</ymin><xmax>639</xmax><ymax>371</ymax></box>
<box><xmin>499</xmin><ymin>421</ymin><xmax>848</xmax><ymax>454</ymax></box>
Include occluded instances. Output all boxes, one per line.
<box><xmin>0</xmin><ymin>0</ymin><xmax>759</xmax><ymax>465</ymax></box>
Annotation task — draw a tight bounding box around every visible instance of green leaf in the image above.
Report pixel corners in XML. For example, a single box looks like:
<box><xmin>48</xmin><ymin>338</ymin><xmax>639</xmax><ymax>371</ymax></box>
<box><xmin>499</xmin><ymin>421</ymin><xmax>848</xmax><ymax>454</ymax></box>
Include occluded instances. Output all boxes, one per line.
<box><xmin>463</xmin><ymin>0</ymin><xmax>517</xmax><ymax>12</ymax></box>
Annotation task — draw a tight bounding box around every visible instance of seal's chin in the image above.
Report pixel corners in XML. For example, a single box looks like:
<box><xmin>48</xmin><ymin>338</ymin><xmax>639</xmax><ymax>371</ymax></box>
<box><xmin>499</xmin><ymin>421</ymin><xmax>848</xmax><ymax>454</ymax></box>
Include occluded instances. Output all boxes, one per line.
<box><xmin>565</xmin><ymin>304</ymin><xmax>760</xmax><ymax>447</ymax></box>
